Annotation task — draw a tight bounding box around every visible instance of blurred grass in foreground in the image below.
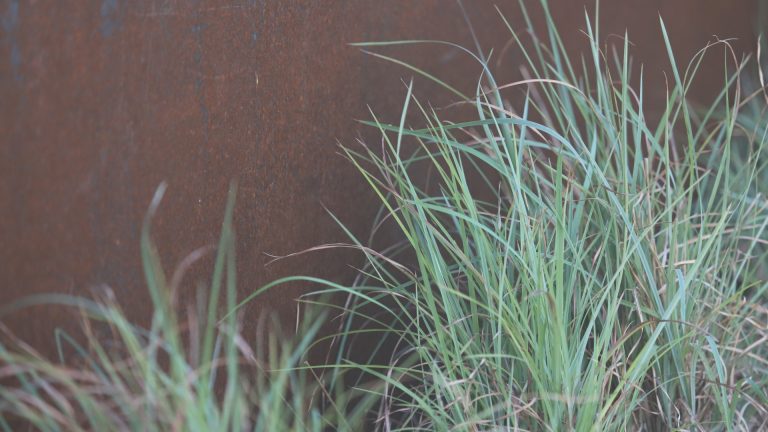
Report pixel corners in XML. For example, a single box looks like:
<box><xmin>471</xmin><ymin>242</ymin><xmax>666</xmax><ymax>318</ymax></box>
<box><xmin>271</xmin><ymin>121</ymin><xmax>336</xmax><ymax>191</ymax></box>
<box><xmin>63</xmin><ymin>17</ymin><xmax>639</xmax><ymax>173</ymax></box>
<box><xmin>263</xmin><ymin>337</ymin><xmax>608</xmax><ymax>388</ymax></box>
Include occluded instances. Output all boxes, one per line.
<box><xmin>0</xmin><ymin>183</ymin><xmax>372</xmax><ymax>431</ymax></box>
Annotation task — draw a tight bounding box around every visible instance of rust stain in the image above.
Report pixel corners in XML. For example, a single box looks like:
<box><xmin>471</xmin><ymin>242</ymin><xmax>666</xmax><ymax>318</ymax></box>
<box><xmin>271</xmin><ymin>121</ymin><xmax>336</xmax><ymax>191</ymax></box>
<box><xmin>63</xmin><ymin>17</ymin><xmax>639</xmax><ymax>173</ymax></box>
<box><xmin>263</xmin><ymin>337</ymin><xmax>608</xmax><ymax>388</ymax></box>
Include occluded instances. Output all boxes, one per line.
<box><xmin>0</xmin><ymin>0</ymin><xmax>758</xmax><ymax>354</ymax></box>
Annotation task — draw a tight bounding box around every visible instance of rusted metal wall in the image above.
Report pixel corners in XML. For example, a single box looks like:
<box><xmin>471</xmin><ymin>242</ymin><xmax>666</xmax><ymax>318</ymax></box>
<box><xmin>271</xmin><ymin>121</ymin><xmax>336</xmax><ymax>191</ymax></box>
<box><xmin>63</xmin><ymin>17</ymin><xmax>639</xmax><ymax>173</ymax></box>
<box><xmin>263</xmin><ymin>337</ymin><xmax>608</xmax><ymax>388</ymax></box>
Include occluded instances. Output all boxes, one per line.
<box><xmin>0</xmin><ymin>0</ymin><xmax>758</xmax><ymax>352</ymax></box>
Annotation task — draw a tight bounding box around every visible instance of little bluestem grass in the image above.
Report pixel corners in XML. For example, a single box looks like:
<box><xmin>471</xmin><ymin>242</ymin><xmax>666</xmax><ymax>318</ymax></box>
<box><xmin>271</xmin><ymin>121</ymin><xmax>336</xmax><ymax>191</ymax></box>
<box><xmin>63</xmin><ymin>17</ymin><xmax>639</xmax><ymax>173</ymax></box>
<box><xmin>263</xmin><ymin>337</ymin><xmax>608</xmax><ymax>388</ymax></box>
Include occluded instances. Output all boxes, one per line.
<box><xmin>1</xmin><ymin>2</ymin><xmax>767</xmax><ymax>430</ymax></box>
<box><xmin>329</xmin><ymin>3</ymin><xmax>768</xmax><ymax>430</ymax></box>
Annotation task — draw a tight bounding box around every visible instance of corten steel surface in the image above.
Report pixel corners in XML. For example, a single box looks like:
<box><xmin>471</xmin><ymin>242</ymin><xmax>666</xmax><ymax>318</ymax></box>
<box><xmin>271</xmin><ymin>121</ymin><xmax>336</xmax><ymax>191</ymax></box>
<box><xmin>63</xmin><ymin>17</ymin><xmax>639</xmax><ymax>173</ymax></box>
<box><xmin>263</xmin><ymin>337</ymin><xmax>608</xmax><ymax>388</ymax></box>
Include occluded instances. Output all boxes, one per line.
<box><xmin>0</xmin><ymin>1</ymin><xmax>758</xmax><ymax>353</ymax></box>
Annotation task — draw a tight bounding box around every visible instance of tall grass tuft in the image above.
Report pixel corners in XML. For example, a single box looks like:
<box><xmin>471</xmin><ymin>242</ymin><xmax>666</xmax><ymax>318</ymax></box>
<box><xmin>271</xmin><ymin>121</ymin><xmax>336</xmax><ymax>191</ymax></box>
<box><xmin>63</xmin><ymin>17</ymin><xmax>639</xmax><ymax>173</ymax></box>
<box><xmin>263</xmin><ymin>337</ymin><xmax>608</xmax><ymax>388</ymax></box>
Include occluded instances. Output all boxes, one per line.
<box><xmin>332</xmin><ymin>2</ymin><xmax>768</xmax><ymax>430</ymax></box>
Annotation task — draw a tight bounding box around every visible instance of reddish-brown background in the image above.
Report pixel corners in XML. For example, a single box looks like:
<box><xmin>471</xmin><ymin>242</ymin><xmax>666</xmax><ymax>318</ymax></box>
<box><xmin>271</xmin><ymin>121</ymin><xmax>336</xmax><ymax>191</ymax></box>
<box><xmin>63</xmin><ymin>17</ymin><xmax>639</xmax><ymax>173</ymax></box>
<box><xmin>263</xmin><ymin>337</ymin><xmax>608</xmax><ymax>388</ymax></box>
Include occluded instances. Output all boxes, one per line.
<box><xmin>0</xmin><ymin>0</ymin><xmax>759</xmax><ymax>351</ymax></box>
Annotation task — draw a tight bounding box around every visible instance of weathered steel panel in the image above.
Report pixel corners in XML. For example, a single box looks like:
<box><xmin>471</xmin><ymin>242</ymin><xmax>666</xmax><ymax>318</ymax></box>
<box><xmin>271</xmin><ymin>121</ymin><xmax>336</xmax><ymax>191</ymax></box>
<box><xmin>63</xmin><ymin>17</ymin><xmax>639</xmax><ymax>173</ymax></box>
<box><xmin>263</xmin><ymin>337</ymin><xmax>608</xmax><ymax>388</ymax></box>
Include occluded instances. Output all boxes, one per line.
<box><xmin>0</xmin><ymin>0</ymin><xmax>757</xmax><ymax>351</ymax></box>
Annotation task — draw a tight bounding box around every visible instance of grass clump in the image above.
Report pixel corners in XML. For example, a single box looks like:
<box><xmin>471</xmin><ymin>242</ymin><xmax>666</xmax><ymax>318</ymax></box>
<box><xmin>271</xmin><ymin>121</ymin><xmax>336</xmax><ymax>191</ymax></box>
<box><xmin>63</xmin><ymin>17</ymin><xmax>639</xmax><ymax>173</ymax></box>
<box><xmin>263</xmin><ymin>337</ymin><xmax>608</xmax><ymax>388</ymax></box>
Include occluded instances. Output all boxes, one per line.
<box><xmin>1</xmin><ymin>2</ymin><xmax>767</xmax><ymax>431</ymax></box>
<box><xmin>330</xmin><ymin>3</ymin><xmax>768</xmax><ymax>430</ymax></box>
<box><xmin>0</xmin><ymin>183</ymin><xmax>371</xmax><ymax>432</ymax></box>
